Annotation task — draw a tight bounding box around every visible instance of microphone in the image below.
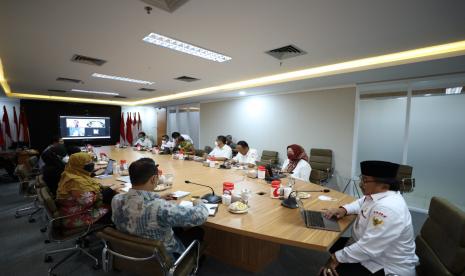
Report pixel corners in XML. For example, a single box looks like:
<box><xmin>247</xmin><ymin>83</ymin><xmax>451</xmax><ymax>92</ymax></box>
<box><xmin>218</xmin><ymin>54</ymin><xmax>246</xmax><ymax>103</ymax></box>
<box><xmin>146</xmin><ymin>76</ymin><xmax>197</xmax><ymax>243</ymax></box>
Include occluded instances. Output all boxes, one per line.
<box><xmin>184</xmin><ymin>180</ymin><xmax>222</xmax><ymax>204</ymax></box>
<box><xmin>281</xmin><ymin>189</ymin><xmax>331</xmax><ymax>209</ymax></box>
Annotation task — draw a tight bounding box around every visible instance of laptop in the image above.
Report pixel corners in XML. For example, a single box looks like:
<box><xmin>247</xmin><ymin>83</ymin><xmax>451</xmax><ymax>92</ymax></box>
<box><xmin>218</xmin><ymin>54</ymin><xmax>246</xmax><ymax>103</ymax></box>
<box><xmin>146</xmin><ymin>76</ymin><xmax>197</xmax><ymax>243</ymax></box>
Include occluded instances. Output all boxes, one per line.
<box><xmin>95</xmin><ymin>159</ymin><xmax>115</xmax><ymax>177</ymax></box>
<box><xmin>298</xmin><ymin>199</ymin><xmax>340</xmax><ymax>232</ymax></box>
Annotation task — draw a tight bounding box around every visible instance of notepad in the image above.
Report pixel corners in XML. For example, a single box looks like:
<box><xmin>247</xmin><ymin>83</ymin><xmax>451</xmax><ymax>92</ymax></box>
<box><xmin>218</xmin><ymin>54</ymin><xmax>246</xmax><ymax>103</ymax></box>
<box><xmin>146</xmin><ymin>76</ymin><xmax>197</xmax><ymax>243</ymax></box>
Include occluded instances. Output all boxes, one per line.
<box><xmin>171</xmin><ymin>191</ymin><xmax>191</xmax><ymax>199</ymax></box>
<box><xmin>117</xmin><ymin>176</ymin><xmax>131</xmax><ymax>183</ymax></box>
<box><xmin>179</xmin><ymin>201</ymin><xmax>218</xmax><ymax>216</ymax></box>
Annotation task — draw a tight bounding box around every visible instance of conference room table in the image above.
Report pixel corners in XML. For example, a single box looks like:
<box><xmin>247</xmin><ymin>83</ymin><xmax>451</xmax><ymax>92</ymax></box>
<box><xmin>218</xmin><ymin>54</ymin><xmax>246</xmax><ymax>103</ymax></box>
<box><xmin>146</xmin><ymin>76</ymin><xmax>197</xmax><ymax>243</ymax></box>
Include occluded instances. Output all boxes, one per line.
<box><xmin>95</xmin><ymin>146</ymin><xmax>356</xmax><ymax>272</ymax></box>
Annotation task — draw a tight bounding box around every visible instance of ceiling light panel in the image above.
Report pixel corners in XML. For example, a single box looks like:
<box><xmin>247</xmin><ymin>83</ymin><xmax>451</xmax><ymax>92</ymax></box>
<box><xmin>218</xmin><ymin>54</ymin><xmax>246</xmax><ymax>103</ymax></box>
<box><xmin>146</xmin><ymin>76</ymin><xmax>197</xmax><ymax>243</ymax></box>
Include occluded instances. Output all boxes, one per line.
<box><xmin>142</xmin><ymin>33</ymin><xmax>232</xmax><ymax>63</ymax></box>
<box><xmin>92</xmin><ymin>73</ymin><xmax>154</xmax><ymax>85</ymax></box>
<box><xmin>445</xmin><ymin>87</ymin><xmax>462</xmax><ymax>94</ymax></box>
<box><xmin>71</xmin><ymin>89</ymin><xmax>119</xmax><ymax>96</ymax></box>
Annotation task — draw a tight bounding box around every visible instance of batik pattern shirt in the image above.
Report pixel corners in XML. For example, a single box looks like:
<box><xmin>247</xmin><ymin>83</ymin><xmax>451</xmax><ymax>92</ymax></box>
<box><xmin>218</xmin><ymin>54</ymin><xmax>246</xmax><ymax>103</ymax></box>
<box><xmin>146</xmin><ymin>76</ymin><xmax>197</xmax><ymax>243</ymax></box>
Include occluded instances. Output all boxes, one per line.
<box><xmin>111</xmin><ymin>189</ymin><xmax>208</xmax><ymax>256</ymax></box>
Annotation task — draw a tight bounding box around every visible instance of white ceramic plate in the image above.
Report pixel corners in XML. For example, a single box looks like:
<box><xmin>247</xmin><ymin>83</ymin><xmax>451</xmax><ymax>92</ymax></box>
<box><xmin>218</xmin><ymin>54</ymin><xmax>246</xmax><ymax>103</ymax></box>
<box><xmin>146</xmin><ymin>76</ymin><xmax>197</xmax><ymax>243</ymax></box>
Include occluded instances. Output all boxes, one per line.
<box><xmin>228</xmin><ymin>208</ymin><xmax>249</xmax><ymax>214</ymax></box>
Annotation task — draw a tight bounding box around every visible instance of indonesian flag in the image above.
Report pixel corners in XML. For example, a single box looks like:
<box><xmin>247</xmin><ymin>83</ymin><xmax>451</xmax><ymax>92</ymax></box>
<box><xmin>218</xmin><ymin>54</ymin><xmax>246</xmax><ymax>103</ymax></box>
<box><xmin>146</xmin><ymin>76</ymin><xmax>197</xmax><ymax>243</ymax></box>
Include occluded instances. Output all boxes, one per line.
<box><xmin>132</xmin><ymin>112</ymin><xmax>138</xmax><ymax>142</ymax></box>
<box><xmin>2</xmin><ymin>106</ymin><xmax>12</xmax><ymax>146</ymax></box>
<box><xmin>125</xmin><ymin>112</ymin><xmax>133</xmax><ymax>145</ymax></box>
<box><xmin>119</xmin><ymin>112</ymin><xmax>126</xmax><ymax>144</ymax></box>
<box><xmin>18</xmin><ymin>108</ymin><xmax>30</xmax><ymax>145</ymax></box>
<box><xmin>137</xmin><ymin>112</ymin><xmax>142</xmax><ymax>134</ymax></box>
<box><xmin>0</xmin><ymin>120</ymin><xmax>4</xmax><ymax>148</ymax></box>
<box><xmin>13</xmin><ymin>106</ymin><xmax>19</xmax><ymax>142</ymax></box>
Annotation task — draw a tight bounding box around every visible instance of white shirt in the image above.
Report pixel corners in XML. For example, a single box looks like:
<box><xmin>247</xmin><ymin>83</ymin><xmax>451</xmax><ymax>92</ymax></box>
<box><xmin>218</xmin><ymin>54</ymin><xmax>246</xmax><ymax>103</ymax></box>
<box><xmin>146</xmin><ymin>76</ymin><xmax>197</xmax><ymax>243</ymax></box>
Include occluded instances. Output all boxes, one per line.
<box><xmin>209</xmin><ymin>144</ymin><xmax>232</xmax><ymax>159</ymax></box>
<box><xmin>336</xmin><ymin>191</ymin><xmax>418</xmax><ymax>276</ymax></box>
<box><xmin>160</xmin><ymin>140</ymin><xmax>174</xmax><ymax>150</ymax></box>
<box><xmin>233</xmin><ymin>148</ymin><xmax>258</xmax><ymax>164</ymax></box>
<box><xmin>181</xmin><ymin>134</ymin><xmax>193</xmax><ymax>144</ymax></box>
<box><xmin>281</xmin><ymin>159</ymin><xmax>311</xmax><ymax>182</ymax></box>
<box><xmin>134</xmin><ymin>138</ymin><xmax>152</xmax><ymax>148</ymax></box>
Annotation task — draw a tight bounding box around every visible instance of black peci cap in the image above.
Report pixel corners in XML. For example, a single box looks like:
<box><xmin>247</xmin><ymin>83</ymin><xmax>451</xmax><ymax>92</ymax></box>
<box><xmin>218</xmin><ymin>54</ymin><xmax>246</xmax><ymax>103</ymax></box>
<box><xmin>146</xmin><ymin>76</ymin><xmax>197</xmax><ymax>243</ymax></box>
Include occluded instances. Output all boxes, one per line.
<box><xmin>360</xmin><ymin>161</ymin><xmax>399</xmax><ymax>179</ymax></box>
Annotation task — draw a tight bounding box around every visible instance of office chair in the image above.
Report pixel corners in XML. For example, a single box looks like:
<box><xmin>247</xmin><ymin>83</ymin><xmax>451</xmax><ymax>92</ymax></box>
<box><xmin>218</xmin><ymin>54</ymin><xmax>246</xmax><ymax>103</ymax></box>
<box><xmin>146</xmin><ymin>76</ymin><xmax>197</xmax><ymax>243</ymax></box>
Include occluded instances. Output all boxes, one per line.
<box><xmin>256</xmin><ymin>150</ymin><xmax>279</xmax><ymax>167</ymax></box>
<box><xmin>415</xmin><ymin>197</ymin><xmax>465</xmax><ymax>276</ymax></box>
<box><xmin>309</xmin><ymin>148</ymin><xmax>333</xmax><ymax>185</ymax></box>
<box><xmin>396</xmin><ymin>165</ymin><xmax>415</xmax><ymax>194</ymax></box>
<box><xmin>14</xmin><ymin>163</ymin><xmax>43</xmax><ymax>222</ymax></box>
<box><xmin>37</xmin><ymin>185</ymin><xmax>100</xmax><ymax>276</ymax></box>
<box><xmin>97</xmin><ymin>227</ymin><xmax>201</xmax><ymax>276</ymax></box>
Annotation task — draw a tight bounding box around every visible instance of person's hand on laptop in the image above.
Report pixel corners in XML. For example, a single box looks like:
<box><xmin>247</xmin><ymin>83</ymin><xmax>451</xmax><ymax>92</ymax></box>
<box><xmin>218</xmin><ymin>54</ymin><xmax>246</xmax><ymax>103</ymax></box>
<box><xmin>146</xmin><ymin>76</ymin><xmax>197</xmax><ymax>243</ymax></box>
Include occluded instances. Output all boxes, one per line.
<box><xmin>323</xmin><ymin>207</ymin><xmax>347</xmax><ymax>220</ymax></box>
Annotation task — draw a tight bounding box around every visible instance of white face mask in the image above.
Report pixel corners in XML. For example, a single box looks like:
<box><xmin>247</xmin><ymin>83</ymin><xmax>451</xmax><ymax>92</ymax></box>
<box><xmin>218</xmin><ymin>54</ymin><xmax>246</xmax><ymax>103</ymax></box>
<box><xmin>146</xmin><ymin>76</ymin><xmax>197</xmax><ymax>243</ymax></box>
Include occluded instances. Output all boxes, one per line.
<box><xmin>62</xmin><ymin>155</ymin><xmax>69</xmax><ymax>163</ymax></box>
<box><xmin>214</xmin><ymin>141</ymin><xmax>218</xmax><ymax>147</ymax></box>
<box><xmin>162</xmin><ymin>140</ymin><xmax>167</xmax><ymax>145</ymax></box>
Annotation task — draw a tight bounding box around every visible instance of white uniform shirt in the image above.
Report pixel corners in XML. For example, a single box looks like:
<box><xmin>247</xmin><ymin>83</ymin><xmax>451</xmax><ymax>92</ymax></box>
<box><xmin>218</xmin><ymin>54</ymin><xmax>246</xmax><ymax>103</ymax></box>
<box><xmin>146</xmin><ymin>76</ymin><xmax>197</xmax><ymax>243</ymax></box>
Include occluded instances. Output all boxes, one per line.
<box><xmin>336</xmin><ymin>191</ymin><xmax>418</xmax><ymax>276</ymax></box>
<box><xmin>233</xmin><ymin>148</ymin><xmax>258</xmax><ymax>164</ymax></box>
<box><xmin>209</xmin><ymin>144</ymin><xmax>232</xmax><ymax>159</ymax></box>
<box><xmin>181</xmin><ymin>134</ymin><xmax>193</xmax><ymax>144</ymax></box>
<box><xmin>281</xmin><ymin>159</ymin><xmax>311</xmax><ymax>182</ymax></box>
<box><xmin>160</xmin><ymin>140</ymin><xmax>174</xmax><ymax>150</ymax></box>
<box><xmin>134</xmin><ymin>138</ymin><xmax>153</xmax><ymax>148</ymax></box>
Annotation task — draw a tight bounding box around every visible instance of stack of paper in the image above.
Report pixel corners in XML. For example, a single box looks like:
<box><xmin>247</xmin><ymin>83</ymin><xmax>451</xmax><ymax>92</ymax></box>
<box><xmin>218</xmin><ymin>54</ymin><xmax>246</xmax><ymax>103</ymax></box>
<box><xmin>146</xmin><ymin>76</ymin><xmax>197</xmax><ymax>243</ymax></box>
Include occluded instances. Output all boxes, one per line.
<box><xmin>178</xmin><ymin>201</ymin><xmax>218</xmax><ymax>216</ymax></box>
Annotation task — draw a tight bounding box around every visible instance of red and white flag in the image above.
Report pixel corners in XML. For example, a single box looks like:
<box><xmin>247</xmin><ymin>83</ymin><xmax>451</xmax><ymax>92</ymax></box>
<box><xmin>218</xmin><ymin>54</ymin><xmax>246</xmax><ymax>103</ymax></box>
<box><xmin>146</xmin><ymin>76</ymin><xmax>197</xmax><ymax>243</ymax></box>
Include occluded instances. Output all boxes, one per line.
<box><xmin>125</xmin><ymin>112</ymin><xmax>133</xmax><ymax>145</ymax></box>
<box><xmin>137</xmin><ymin>112</ymin><xmax>142</xmax><ymax>134</ymax></box>
<box><xmin>2</xmin><ymin>106</ymin><xmax>12</xmax><ymax>147</ymax></box>
<box><xmin>13</xmin><ymin>106</ymin><xmax>19</xmax><ymax>142</ymax></box>
<box><xmin>18</xmin><ymin>108</ymin><xmax>30</xmax><ymax>145</ymax></box>
<box><xmin>119</xmin><ymin>112</ymin><xmax>126</xmax><ymax>145</ymax></box>
<box><xmin>132</xmin><ymin>112</ymin><xmax>138</xmax><ymax>142</ymax></box>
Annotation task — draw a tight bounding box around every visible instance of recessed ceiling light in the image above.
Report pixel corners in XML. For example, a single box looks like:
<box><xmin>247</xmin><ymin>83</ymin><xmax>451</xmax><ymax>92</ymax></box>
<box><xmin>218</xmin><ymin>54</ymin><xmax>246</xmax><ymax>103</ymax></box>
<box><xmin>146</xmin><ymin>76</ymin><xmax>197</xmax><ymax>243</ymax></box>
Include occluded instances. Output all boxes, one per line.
<box><xmin>71</xmin><ymin>89</ymin><xmax>119</xmax><ymax>96</ymax></box>
<box><xmin>142</xmin><ymin>33</ymin><xmax>232</xmax><ymax>63</ymax></box>
<box><xmin>445</xmin><ymin>87</ymin><xmax>462</xmax><ymax>94</ymax></box>
<box><xmin>424</xmin><ymin>94</ymin><xmax>432</xmax><ymax>97</ymax></box>
<box><xmin>92</xmin><ymin>73</ymin><xmax>154</xmax><ymax>85</ymax></box>
<box><xmin>239</xmin><ymin>91</ymin><xmax>247</xmax><ymax>96</ymax></box>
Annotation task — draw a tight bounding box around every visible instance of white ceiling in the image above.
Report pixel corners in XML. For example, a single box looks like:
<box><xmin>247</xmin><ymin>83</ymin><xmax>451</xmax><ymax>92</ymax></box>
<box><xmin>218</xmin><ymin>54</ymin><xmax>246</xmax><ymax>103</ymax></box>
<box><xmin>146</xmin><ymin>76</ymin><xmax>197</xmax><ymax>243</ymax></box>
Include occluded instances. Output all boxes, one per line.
<box><xmin>1</xmin><ymin>0</ymin><xmax>465</xmax><ymax>104</ymax></box>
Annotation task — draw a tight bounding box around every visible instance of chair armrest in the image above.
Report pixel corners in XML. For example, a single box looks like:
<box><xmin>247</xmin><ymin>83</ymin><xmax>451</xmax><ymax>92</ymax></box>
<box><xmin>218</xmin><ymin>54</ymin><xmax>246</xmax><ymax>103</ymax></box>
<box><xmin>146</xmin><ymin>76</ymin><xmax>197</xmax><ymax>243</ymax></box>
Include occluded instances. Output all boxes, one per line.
<box><xmin>47</xmin><ymin>209</ymin><xmax>94</xmax><ymax>242</ymax></box>
<box><xmin>169</xmin><ymin>240</ymin><xmax>200</xmax><ymax>276</ymax></box>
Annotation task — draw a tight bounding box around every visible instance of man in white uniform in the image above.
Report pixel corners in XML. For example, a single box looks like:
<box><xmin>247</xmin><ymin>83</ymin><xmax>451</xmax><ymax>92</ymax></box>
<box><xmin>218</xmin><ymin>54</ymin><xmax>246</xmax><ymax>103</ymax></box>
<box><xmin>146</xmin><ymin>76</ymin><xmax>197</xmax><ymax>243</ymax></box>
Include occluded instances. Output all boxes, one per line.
<box><xmin>231</xmin><ymin>140</ymin><xmax>258</xmax><ymax>167</ymax></box>
<box><xmin>208</xmin><ymin>135</ymin><xmax>232</xmax><ymax>161</ymax></box>
<box><xmin>171</xmin><ymin>132</ymin><xmax>193</xmax><ymax>144</ymax></box>
<box><xmin>159</xmin><ymin>135</ymin><xmax>174</xmax><ymax>150</ymax></box>
<box><xmin>133</xmin><ymin>132</ymin><xmax>153</xmax><ymax>148</ymax></box>
<box><xmin>321</xmin><ymin>161</ymin><xmax>418</xmax><ymax>276</ymax></box>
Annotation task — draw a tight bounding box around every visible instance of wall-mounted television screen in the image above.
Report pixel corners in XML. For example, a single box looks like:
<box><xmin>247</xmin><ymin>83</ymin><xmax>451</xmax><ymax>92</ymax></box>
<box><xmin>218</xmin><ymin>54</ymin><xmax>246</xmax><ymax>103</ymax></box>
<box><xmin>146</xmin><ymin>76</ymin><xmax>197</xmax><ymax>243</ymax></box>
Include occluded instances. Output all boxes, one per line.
<box><xmin>60</xmin><ymin>116</ymin><xmax>111</xmax><ymax>140</ymax></box>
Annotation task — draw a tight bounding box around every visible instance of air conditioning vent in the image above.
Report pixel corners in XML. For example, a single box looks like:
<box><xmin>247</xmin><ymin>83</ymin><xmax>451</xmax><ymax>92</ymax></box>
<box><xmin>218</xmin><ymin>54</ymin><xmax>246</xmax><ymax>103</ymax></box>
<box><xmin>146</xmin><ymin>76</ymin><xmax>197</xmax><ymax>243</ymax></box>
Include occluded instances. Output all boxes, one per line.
<box><xmin>174</xmin><ymin>76</ymin><xmax>200</xmax><ymax>82</ymax></box>
<box><xmin>265</xmin><ymin>44</ymin><xmax>307</xmax><ymax>60</ymax></box>
<box><xmin>139</xmin><ymin>88</ymin><xmax>156</xmax><ymax>92</ymax></box>
<box><xmin>113</xmin><ymin>95</ymin><xmax>127</xmax><ymax>99</ymax></box>
<box><xmin>47</xmin><ymin>89</ymin><xmax>67</xmax><ymax>93</ymax></box>
<box><xmin>140</xmin><ymin>0</ymin><xmax>190</xmax><ymax>13</ymax></box>
<box><xmin>56</xmin><ymin>77</ymin><xmax>83</xmax><ymax>84</ymax></box>
<box><xmin>71</xmin><ymin>54</ymin><xmax>107</xmax><ymax>66</ymax></box>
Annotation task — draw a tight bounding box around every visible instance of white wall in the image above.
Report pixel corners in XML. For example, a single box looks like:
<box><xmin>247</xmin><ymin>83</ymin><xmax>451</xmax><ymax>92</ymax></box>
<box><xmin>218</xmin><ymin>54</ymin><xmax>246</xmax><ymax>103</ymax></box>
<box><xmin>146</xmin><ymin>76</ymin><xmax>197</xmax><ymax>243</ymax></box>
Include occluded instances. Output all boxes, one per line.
<box><xmin>121</xmin><ymin>106</ymin><xmax>157</xmax><ymax>143</ymax></box>
<box><xmin>200</xmin><ymin>87</ymin><xmax>356</xmax><ymax>185</ymax></box>
<box><xmin>0</xmin><ymin>98</ymin><xmax>20</xmax><ymax>147</ymax></box>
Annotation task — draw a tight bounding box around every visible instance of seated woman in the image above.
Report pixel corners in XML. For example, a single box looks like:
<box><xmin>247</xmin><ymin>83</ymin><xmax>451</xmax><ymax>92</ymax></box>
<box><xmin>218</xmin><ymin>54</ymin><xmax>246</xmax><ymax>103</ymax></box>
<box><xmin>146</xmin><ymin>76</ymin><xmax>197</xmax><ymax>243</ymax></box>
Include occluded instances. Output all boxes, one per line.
<box><xmin>176</xmin><ymin>136</ymin><xmax>195</xmax><ymax>156</ymax></box>
<box><xmin>56</xmin><ymin>152</ymin><xmax>115</xmax><ymax>229</ymax></box>
<box><xmin>281</xmin><ymin>144</ymin><xmax>311</xmax><ymax>182</ymax></box>
<box><xmin>41</xmin><ymin>144</ymin><xmax>67</xmax><ymax>196</ymax></box>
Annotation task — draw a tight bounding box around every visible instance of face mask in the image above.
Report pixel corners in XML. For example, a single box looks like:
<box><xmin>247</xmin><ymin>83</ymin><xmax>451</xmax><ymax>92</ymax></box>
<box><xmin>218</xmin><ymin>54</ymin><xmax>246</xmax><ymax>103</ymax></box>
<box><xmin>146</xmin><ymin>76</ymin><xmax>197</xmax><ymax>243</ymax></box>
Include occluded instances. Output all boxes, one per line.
<box><xmin>162</xmin><ymin>140</ymin><xmax>167</xmax><ymax>145</ymax></box>
<box><xmin>83</xmin><ymin>163</ymin><xmax>95</xmax><ymax>172</ymax></box>
<box><xmin>139</xmin><ymin>137</ymin><xmax>145</xmax><ymax>141</ymax></box>
<box><xmin>62</xmin><ymin>155</ymin><xmax>69</xmax><ymax>163</ymax></box>
<box><xmin>214</xmin><ymin>141</ymin><xmax>219</xmax><ymax>147</ymax></box>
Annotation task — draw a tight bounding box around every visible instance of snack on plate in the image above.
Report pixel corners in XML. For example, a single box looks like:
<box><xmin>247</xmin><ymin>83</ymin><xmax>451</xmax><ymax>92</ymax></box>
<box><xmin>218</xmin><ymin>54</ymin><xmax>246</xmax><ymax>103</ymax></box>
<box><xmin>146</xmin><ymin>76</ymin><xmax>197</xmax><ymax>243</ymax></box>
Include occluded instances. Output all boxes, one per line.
<box><xmin>228</xmin><ymin>201</ymin><xmax>248</xmax><ymax>212</ymax></box>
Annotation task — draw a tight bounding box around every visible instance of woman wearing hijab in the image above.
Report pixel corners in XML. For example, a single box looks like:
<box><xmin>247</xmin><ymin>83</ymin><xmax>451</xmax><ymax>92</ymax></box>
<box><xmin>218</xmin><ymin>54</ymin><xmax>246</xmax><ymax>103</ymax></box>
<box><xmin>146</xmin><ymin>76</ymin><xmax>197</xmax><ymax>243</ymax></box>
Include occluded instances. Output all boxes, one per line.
<box><xmin>281</xmin><ymin>144</ymin><xmax>311</xmax><ymax>182</ymax></box>
<box><xmin>56</xmin><ymin>152</ymin><xmax>114</xmax><ymax>229</ymax></box>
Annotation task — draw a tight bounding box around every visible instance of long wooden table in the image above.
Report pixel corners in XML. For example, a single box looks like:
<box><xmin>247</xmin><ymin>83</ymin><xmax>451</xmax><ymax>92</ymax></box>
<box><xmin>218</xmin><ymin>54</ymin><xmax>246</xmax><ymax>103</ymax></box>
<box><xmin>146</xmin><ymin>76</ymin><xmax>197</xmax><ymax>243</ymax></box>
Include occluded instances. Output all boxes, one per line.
<box><xmin>95</xmin><ymin>146</ymin><xmax>355</xmax><ymax>272</ymax></box>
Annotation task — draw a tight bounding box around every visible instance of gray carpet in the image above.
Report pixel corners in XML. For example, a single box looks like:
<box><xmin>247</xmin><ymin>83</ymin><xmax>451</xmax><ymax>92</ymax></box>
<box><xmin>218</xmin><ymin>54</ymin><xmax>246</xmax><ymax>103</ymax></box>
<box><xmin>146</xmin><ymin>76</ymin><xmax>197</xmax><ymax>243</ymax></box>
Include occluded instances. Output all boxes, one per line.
<box><xmin>0</xmin><ymin>179</ymin><xmax>427</xmax><ymax>276</ymax></box>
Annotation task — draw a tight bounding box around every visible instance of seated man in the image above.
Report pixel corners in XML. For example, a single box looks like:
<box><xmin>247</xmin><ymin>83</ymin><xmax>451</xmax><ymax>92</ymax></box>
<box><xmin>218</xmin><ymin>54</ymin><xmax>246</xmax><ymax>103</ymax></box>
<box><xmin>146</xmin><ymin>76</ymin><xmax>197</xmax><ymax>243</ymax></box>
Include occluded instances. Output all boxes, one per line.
<box><xmin>225</xmin><ymin>135</ymin><xmax>236</xmax><ymax>149</ymax></box>
<box><xmin>208</xmin><ymin>135</ymin><xmax>232</xmax><ymax>161</ymax></box>
<box><xmin>160</xmin><ymin>134</ymin><xmax>174</xmax><ymax>150</ymax></box>
<box><xmin>231</xmin><ymin>140</ymin><xmax>258</xmax><ymax>167</ymax></box>
<box><xmin>41</xmin><ymin>144</ymin><xmax>67</xmax><ymax>195</ymax></box>
<box><xmin>39</xmin><ymin>135</ymin><xmax>64</xmax><ymax>169</ymax></box>
<box><xmin>321</xmin><ymin>161</ymin><xmax>418</xmax><ymax>276</ymax></box>
<box><xmin>112</xmin><ymin>158</ymin><xmax>208</xmax><ymax>258</ymax></box>
<box><xmin>133</xmin><ymin>132</ymin><xmax>153</xmax><ymax>148</ymax></box>
<box><xmin>172</xmin><ymin>131</ymin><xmax>193</xmax><ymax>144</ymax></box>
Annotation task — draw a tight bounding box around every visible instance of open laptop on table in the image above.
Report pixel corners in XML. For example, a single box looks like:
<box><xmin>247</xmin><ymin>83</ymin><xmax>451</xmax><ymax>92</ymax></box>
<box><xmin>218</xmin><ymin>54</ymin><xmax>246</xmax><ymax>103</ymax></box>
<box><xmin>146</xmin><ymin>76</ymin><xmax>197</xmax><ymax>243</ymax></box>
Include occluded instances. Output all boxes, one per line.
<box><xmin>298</xmin><ymin>199</ymin><xmax>340</xmax><ymax>232</ymax></box>
<box><xmin>94</xmin><ymin>159</ymin><xmax>115</xmax><ymax>178</ymax></box>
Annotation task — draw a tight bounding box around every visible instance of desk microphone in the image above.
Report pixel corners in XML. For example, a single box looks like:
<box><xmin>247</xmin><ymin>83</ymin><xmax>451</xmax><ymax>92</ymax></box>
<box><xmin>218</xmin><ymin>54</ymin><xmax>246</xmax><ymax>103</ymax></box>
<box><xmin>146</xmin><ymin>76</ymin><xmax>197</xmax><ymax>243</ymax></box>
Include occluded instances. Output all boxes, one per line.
<box><xmin>281</xmin><ymin>189</ymin><xmax>330</xmax><ymax>209</ymax></box>
<box><xmin>184</xmin><ymin>180</ymin><xmax>222</xmax><ymax>204</ymax></box>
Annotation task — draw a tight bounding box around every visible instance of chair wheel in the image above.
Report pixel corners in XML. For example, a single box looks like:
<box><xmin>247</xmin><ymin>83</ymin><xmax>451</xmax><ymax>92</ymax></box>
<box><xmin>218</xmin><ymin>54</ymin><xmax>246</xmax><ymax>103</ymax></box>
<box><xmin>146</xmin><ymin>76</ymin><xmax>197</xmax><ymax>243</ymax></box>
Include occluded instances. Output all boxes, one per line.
<box><xmin>92</xmin><ymin>264</ymin><xmax>100</xmax><ymax>270</ymax></box>
<box><xmin>44</xmin><ymin>240</ymin><xmax>51</xmax><ymax>244</ymax></box>
<box><xmin>14</xmin><ymin>214</ymin><xmax>20</xmax><ymax>219</ymax></box>
<box><xmin>29</xmin><ymin>218</ymin><xmax>36</xmax><ymax>223</ymax></box>
<box><xmin>40</xmin><ymin>227</ymin><xmax>47</xmax><ymax>233</ymax></box>
<box><xmin>44</xmin><ymin>256</ymin><xmax>53</xmax><ymax>263</ymax></box>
